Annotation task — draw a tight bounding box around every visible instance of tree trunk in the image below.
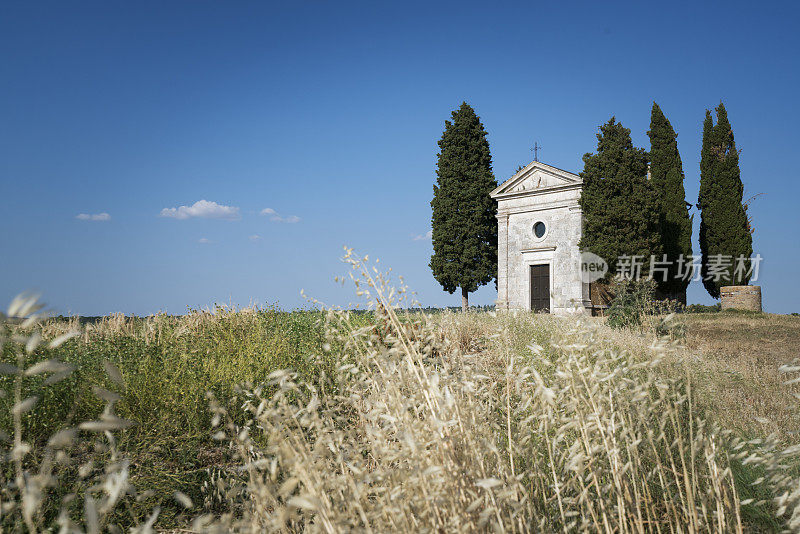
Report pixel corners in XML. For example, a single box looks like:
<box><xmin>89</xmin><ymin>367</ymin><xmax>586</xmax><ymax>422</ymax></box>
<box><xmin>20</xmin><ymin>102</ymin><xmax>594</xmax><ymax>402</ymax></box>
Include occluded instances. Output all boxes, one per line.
<box><xmin>461</xmin><ymin>287</ymin><xmax>469</xmax><ymax>313</ymax></box>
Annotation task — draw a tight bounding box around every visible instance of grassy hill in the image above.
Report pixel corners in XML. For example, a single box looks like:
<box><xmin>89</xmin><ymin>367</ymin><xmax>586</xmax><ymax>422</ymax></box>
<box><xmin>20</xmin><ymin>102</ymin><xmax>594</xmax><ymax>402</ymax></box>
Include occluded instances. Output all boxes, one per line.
<box><xmin>2</xmin><ymin>281</ymin><xmax>798</xmax><ymax>531</ymax></box>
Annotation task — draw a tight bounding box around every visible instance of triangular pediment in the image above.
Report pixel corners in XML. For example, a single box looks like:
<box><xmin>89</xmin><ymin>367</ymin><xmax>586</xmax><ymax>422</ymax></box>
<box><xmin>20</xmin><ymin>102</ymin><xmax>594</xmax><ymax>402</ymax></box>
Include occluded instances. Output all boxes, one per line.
<box><xmin>491</xmin><ymin>161</ymin><xmax>581</xmax><ymax>198</ymax></box>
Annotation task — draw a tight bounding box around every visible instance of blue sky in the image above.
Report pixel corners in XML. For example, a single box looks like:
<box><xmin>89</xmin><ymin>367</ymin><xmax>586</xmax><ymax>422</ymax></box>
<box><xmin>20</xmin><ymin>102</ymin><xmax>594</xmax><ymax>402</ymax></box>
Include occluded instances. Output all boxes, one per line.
<box><xmin>1</xmin><ymin>1</ymin><xmax>798</xmax><ymax>315</ymax></box>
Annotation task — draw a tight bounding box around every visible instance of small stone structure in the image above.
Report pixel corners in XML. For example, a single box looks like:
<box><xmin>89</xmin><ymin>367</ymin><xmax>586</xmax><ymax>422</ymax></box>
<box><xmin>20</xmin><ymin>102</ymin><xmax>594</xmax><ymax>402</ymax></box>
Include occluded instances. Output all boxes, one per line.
<box><xmin>720</xmin><ymin>285</ymin><xmax>762</xmax><ymax>311</ymax></box>
<box><xmin>491</xmin><ymin>161</ymin><xmax>591</xmax><ymax>314</ymax></box>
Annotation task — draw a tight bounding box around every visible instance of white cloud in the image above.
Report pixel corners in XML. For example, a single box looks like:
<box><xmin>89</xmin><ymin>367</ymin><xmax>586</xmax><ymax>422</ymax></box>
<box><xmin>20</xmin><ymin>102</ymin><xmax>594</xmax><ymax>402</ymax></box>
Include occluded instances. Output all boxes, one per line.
<box><xmin>249</xmin><ymin>234</ymin><xmax>261</xmax><ymax>241</ymax></box>
<box><xmin>413</xmin><ymin>229</ymin><xmax>433</xmax><ymax>241</ymax></box>
<box><xmin>198</xmin><ymin>237</ymin><xmax>212</xmax><ymax>244</ymax></box>
<box><xmin>260</xmin><ymin>207</ymin><xmax>301</xmax><ymax>224</ymax></box>
<box><xmin>160</xmin><ymin>200</ymin><xmax>240</xmax><ymax>220</ymax></box>
<box><xmin>76</xmin><ymin>212</ymin><xmax>111</xmax><ymax>222</ymax></box>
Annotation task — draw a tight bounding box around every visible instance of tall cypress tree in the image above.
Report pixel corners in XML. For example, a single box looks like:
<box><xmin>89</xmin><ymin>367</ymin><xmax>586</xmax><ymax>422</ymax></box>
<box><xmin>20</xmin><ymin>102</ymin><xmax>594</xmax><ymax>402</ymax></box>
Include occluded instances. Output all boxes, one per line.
<box><xmin>579</xmin><ymin>118</ymin><xmax>661</xmax><ymax>278</ymax></box>
<box><xmin>430</xmin><ymin>103</ymin><xmax>498</xmax><ymax>311</ymax></box>
<box><xmin>697</xmin><ymin>103</ymin><xmax>753</xmax><ymax>298</ymax></box>
<box><xmin>647</xmin><ymin>103</ymin><xmax>693</xmax><ymax>301</ymax></box>
<box><xmin>698</xmin><ymin>111</ymin><xmax>715</xmax><ymax>295</ymax></box>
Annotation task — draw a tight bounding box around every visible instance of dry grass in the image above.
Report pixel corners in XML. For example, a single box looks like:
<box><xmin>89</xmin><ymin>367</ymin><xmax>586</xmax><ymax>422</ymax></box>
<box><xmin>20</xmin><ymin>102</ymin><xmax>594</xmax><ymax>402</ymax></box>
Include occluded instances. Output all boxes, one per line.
<box><xmin>3</xmin><ymin>266</ymin><xmax>800</xmax><ymax>532</ymax></box>
<box><xmin>682</xmin><ymin>313</ymin><xmax>800</xmax><ymax>442</ymax></box>
<box><xmin>189</xmin><ymin>255</ymin><xmax>790</xmax><ymax>532</ymax></box>
<box><xmin>564</xmin><ymin>310</ymin><xmax>800</xmax><ymax>531</ymax></box>
<box><xmin>589</xmin><ymin>312</ymin><xmax>800</xmax><ymax>443</ymax></box>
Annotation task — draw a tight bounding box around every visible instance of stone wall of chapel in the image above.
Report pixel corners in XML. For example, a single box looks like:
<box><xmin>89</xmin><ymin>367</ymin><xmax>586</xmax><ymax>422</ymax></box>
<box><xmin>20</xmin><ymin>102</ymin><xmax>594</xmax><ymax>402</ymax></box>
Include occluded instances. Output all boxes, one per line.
<box><xmin>497</xmin><ymin>187</ymin><xmax>587</xmax><ymax>313</ymax></box>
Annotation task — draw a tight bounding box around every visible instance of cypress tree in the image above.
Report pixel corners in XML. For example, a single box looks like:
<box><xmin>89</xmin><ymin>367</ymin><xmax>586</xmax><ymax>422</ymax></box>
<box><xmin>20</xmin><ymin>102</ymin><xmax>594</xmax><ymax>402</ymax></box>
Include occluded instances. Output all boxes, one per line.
<box><xmin>698</xmin><ymin>111</ymin><xmax>715</xmax><ymax>295</ymax></box>
<box><xmin>697</xmin><ymin>103</ymin><xmax>753</xmax><ymax>298</ymax></box>
<box><xmin>579</xmin><ymin>118</ymin><xmax>661</xmax><ymax>278</ymax></box>
<box><xmin>430</xmin><ymin>102</ymin><xmax>498</xmax><ymax>312</ymax></box>
<box><xmin>647</xmin><ymin>103</ymin><xmax>693</xmax><ymax>301</ymax></box>
<box><xmin>698</xmin><ymin>110</ymin><xmax>714</xmax><ymax>207</ymax></box>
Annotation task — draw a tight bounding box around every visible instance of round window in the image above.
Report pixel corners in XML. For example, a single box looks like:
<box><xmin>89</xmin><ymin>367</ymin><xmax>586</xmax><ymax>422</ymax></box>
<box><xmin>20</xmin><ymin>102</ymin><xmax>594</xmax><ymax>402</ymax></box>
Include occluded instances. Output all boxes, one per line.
<box><xmin>533</xmin><ymin>221</ymin><xmax>546</xmax><ymax>239</ymax></box>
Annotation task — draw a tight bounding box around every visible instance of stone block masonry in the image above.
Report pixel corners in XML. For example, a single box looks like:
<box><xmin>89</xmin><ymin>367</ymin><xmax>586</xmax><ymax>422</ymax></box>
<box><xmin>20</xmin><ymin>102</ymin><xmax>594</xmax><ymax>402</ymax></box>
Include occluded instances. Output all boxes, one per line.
<box><xmin>721</xmin><ymin>285</ymin><xmax>762</xmax><ymax>312</ymax></box>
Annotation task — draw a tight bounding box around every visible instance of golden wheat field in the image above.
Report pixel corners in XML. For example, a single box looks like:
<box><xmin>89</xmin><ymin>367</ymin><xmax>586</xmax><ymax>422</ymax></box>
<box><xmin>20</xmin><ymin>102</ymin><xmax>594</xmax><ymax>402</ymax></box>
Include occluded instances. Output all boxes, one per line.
<box><xmin>1</xmin><ymin>257</ymin><xmax>799</xmax><ymax>532</ymax></box>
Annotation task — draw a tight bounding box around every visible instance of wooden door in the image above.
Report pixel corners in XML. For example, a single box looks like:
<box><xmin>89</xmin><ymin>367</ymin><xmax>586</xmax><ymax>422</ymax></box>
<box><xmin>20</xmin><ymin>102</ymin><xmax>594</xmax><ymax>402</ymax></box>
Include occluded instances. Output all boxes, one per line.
<box><xmin>530</xmin><ymin>264</ymin><xmax>550</xmax><ymax>312</ymax></box>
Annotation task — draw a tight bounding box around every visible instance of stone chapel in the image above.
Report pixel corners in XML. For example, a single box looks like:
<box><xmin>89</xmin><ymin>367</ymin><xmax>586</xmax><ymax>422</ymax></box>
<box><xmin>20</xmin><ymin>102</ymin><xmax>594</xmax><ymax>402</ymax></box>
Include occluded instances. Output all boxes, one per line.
<box><xmin>491</xmin><ymin>160</ymin><xmax>592</xmax><ymax>314</ymax></box>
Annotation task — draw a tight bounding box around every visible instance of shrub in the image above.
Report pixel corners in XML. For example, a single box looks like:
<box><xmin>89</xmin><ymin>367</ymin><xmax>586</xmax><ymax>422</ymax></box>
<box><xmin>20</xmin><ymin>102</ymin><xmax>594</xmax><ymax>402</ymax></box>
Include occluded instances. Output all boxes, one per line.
<box><xmin>606</xmin><ymin>278</ymin><xmax>657</xmax><ymax>329</ymax></box>
<box><xmin>686</xmin><ymin>302</ymin><xmax>723</xmax><ymax>313</ymax></box>
<box><xmin>606</xmin><ymin>278</ymin><xmax>685</xmax><ymax>339</ymax></box>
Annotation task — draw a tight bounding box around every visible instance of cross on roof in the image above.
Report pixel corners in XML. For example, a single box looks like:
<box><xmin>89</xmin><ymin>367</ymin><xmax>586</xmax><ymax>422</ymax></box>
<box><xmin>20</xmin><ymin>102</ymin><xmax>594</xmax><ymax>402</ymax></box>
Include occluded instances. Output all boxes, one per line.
<box><xmin>531</xmin><ymin>142</ymin><xmax>542</xmax><ymax>162</ymax></box>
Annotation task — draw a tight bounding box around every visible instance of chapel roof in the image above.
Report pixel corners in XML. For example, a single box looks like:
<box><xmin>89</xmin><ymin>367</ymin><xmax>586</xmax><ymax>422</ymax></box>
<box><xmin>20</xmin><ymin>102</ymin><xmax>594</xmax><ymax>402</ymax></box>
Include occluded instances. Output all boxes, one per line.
<box><xmin>491</xmin><ymin>160</ymin><xmax>581</xmax><ymax>198</ymax></box>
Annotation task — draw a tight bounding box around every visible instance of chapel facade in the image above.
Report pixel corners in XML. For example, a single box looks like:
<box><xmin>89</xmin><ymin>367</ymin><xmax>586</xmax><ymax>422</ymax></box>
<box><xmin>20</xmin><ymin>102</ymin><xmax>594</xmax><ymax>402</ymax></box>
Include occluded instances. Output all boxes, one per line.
<box><xmin>491</xmin><ymin>160</ymin><xmax>592</xmax><ymax>314</ymax></box>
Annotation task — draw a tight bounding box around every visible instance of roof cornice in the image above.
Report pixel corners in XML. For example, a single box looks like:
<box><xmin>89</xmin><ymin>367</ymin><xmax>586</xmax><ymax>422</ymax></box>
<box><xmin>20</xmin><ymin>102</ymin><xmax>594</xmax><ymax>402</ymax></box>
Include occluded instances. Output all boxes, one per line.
<box><xmin>493</xmin><ymin>181</ymin><xmax>582</xmax><ymax>200</ymax></box>
<box><xmin>491</xmin><ymin>160</ymin><xmax>581</xmax><ymax>198</ymax></box>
